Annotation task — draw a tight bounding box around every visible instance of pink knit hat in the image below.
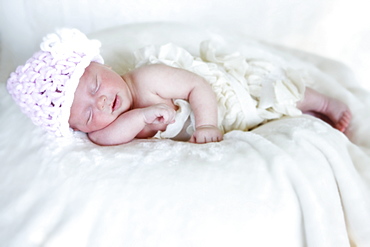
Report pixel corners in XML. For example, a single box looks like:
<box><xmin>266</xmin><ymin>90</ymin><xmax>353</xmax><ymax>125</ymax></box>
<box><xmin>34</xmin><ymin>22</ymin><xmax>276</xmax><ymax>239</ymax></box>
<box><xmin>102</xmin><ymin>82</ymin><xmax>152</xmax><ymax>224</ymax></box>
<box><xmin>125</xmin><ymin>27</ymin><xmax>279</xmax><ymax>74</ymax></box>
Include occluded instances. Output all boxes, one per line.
<box><xmin>7</xmin><ymin>28</ymin><xmax>104</xmax><ymax>137</ymax></box>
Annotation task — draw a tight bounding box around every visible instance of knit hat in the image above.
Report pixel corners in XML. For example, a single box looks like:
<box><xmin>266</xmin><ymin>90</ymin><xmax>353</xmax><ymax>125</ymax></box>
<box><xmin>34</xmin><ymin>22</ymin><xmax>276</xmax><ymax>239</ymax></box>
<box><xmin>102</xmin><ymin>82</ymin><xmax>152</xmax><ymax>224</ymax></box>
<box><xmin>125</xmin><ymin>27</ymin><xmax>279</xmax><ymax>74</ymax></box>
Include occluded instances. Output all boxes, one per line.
<box><xmin>7</xmin><ymin>28</ymin><xmax>104</xmax><ymax>137</ymax></box>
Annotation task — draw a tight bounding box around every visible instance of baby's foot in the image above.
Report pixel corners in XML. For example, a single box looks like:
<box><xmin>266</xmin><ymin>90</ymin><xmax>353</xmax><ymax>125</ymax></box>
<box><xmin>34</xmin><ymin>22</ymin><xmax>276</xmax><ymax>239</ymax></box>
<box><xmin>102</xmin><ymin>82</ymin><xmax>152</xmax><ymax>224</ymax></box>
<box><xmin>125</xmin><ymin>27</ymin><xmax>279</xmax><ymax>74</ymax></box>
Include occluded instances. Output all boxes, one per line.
<box><xmin>322</xmin><ymin>98</ymin><xmax>352</xmax><ymax>132</ymax></box>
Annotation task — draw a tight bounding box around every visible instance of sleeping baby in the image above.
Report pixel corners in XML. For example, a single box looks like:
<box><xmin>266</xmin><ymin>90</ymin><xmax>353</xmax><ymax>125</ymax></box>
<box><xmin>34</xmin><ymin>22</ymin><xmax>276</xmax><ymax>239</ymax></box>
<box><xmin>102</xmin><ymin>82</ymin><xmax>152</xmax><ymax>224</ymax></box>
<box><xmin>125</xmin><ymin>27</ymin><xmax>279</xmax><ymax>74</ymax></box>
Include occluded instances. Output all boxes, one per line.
<box><xmin>7</xmin><ymin>29</ymin><xmax>351</xmax><ymax>145</ymax></box>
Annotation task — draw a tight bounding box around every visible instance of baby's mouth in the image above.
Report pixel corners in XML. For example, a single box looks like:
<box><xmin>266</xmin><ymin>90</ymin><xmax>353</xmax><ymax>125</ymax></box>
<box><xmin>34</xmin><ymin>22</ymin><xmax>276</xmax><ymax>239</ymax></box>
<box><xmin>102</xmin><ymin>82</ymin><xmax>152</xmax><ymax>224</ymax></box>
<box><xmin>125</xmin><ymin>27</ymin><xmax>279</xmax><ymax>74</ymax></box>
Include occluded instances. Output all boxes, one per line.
<box><xmin>112</xmin><ymin>94</ymin><xmax>120</xmax><ymax>112</ymax></box>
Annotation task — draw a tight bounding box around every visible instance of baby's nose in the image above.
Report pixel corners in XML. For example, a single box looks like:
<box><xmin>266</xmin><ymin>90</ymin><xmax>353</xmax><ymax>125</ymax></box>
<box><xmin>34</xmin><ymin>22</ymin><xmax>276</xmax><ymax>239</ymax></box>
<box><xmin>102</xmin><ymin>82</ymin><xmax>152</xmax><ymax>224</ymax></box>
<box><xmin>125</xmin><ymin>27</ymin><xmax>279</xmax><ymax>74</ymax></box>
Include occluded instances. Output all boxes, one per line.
<box><xmin>97</xmin><ymin>95</ymin><xmax>107</xmax><ymax>110</ymax></box>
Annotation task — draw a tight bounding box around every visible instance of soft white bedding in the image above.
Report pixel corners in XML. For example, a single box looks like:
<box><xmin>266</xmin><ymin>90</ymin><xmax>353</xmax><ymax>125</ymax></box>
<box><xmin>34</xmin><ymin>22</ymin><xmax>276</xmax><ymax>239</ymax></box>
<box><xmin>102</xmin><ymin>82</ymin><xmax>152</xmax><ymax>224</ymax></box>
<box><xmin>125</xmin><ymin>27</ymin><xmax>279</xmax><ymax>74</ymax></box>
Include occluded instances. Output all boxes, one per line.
<box><xmin>1</xmin><ymin>1</ymin><xmax>370</xmax><ymax>246</ymax></box>
<box><xmin>1</xmin><ymin>23</ymin><xmax>370</xmax><ymax>247</ymax></box>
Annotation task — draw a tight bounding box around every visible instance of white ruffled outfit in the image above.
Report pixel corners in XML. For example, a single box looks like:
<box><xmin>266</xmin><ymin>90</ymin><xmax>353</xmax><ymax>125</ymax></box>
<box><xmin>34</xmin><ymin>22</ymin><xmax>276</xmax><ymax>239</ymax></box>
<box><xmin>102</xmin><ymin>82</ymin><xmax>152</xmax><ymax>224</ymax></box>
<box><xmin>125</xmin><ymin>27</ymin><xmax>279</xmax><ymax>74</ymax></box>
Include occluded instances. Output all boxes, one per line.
<box><xmin>133</xmin><ymin>41</ymin><xmax>306</xmax><ymax>141</ymax></box>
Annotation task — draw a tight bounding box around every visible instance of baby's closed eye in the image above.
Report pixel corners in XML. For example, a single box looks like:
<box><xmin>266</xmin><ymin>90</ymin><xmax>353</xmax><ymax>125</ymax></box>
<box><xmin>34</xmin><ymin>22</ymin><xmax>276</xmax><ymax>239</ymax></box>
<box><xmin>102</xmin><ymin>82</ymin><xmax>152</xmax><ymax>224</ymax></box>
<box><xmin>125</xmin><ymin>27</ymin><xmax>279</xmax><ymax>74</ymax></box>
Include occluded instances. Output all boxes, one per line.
<box><xmin>86</xmin><ymin>108</ymin><xmax>92</xmax><ymax>125</ymax></box>
<box><xmin>91</xmin><ymin>76</ymin><xmax>100</xmax><ymax>94</ymax></box>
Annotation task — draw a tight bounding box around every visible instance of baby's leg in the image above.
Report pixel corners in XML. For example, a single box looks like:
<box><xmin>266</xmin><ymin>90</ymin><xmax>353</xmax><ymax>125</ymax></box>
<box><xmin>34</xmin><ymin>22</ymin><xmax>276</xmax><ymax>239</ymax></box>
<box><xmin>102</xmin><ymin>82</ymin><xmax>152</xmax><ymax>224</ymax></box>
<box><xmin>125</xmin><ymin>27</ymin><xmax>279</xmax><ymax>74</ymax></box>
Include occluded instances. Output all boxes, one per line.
<box><xmin>297</xmin><ymin>87</ymin><xmax>352</xmax><ymax>132</ymax></box>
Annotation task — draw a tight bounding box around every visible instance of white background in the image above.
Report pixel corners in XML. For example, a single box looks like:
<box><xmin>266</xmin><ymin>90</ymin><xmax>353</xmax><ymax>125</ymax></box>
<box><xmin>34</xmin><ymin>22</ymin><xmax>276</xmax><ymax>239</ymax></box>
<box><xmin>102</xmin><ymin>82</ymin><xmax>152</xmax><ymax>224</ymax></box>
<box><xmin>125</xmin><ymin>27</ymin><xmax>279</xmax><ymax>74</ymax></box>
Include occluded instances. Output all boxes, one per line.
<box><xmin>1</xmin><ymin>0</ymin><xmax>369</xmax><ymax>89</ymax></box>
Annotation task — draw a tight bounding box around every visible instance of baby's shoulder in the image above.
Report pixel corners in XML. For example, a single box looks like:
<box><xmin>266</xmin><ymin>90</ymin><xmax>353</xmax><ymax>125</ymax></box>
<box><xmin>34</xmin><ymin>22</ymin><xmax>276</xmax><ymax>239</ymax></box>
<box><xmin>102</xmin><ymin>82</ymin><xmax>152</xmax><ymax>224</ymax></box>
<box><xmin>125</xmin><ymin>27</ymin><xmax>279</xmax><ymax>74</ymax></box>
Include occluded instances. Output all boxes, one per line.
<box><xmin>131</xmin><ymin>64</ymin><xmax>174</xmax><ymax>76</ymax></box>
<box><xmin>127</xmin><ymin>64</ymin><xmax>175</xmax><ymax>87</ymax></box>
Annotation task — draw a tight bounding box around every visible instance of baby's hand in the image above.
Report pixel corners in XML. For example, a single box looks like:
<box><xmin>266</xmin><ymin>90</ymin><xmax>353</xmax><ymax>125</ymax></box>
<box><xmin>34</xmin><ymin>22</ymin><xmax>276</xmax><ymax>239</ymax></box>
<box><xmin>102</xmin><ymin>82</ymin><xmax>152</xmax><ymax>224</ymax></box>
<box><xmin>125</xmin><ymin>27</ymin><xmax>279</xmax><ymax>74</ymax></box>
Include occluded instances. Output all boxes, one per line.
<box><xmin>189</xmin><ymin>125</ymin><xmax>223</xmax><ymax>144</ymax></box>
<box><xmin>142</xmin><ymin>104</ymin><xmax>176</xmax><ymax>125</ymax></box>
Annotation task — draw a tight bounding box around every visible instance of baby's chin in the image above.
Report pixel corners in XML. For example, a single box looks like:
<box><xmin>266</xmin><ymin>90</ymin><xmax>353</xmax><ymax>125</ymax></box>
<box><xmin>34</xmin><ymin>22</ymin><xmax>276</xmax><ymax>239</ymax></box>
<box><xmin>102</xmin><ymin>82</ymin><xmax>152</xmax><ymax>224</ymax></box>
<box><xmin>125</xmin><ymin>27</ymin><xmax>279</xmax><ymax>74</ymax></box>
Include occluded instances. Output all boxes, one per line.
<box><xmin>90</xmin><ymin>121</ymin><xmax>116</xmax><ymax>133</ymax></box>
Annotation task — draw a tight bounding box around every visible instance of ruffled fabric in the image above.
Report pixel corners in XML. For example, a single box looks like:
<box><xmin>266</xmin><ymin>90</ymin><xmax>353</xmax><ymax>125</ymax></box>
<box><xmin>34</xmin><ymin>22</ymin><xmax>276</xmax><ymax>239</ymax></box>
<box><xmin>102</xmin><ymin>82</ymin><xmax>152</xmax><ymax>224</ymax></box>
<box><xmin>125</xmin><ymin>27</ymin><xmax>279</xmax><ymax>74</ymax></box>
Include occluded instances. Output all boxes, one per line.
<box><xmin>154</xmin><ymin>99</ymin><xmax>195</xmax><ymax>141</ymax></box>
<box><xmin>134</xmin><ymin>41</ymin><xmax>306</xmax><ymax>138</ymax></box>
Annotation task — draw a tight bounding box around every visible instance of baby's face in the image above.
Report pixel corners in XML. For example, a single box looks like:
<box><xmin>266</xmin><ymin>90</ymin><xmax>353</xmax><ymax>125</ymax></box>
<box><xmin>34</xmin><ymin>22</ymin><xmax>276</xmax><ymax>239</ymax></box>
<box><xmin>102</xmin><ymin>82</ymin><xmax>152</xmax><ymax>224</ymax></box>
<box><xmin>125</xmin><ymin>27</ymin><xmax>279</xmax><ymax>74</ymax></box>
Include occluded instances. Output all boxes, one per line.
<box><xmin>69</xmin><ymin>62</ymin><xmax>132</xmax><ymax>133</ymax></box>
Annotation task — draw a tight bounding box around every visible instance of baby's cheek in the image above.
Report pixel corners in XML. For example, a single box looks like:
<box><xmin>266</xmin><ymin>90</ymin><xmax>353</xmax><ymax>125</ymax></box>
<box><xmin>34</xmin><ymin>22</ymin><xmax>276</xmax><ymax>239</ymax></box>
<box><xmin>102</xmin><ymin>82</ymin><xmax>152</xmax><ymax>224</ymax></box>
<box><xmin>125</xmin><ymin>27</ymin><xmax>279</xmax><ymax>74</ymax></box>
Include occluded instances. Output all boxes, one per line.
<box><xmin>93</xmin><ymin>114</ymin><xmax>116</xmax><ymax>131</ymax></box>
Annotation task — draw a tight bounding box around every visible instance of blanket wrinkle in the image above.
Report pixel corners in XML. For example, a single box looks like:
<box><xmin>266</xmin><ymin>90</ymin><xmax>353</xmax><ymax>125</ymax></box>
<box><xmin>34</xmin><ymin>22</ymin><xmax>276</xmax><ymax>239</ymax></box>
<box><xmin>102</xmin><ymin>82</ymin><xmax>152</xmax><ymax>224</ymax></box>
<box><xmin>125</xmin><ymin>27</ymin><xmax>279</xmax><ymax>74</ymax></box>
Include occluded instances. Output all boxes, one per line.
<box><xmin>253</xmin><ymin>124</ymin><xmax>348</xmax><ymax>246</ymax></box>
<box><xmin>254</xmin><ymin>117</ymin><xmax>370</xmax><ymax>246</ymax></box>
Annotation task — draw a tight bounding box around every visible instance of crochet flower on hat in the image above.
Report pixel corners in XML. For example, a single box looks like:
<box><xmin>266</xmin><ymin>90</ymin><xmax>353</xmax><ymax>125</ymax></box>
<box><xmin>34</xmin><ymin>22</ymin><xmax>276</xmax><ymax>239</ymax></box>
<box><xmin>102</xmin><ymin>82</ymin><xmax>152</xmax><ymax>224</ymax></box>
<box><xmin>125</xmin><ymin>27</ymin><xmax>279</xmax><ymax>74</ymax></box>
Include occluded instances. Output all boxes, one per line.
<box><xmin>7</xmin><ymin>28</ymin><xmax>104</xmax><ymax>137</ymax></box>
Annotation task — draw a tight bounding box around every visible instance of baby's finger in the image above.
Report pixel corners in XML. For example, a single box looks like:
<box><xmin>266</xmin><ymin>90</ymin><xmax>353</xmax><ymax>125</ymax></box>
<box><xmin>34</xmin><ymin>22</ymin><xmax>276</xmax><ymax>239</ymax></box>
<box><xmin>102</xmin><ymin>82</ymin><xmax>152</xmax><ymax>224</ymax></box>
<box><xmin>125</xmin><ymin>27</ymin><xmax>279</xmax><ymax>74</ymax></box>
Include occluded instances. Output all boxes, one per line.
<box><xmin>163</xmin><ymin>109</ymin><xmax>176</xmax><ymax>124</ymax></box>
<box><xmin>189</xmin><ymin>135</ymin><xmax>195</xmax><ymax>143</ymax></box>
<box><xmin>192</xmin><ymin>134</ymin><xmax>207</xmax><ymax>144</ymax></box>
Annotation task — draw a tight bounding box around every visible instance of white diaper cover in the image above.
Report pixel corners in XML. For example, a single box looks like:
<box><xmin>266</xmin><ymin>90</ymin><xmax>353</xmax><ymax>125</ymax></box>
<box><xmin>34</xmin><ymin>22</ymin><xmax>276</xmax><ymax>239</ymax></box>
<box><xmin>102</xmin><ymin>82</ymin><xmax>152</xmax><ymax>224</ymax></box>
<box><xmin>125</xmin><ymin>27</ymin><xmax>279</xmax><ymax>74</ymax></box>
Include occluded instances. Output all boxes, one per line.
<box><xmin>134</xmin><ymin>40</ymin><xmax>307</xmax><ymax>140</ymax></box>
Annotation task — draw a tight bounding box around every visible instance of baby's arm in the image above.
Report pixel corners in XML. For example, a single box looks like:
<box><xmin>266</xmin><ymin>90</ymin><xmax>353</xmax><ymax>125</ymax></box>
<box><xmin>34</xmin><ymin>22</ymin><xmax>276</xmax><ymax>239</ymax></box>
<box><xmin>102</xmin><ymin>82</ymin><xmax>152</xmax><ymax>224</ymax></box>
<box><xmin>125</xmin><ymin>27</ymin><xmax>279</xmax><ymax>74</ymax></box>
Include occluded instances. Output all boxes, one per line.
<box><xmin>131</xmin><ymin>64</ymin><xmax>223</xmax><ymax>143</ymax></box>
<box><xmin>186</xmin><ymin>77</ymin><xmax>223</xmax><ymax>143</ymax></box>
<box><xmin>88</xmin><ymin>104</ymin><xmax>175</xmax><ymax>146</ymax></box>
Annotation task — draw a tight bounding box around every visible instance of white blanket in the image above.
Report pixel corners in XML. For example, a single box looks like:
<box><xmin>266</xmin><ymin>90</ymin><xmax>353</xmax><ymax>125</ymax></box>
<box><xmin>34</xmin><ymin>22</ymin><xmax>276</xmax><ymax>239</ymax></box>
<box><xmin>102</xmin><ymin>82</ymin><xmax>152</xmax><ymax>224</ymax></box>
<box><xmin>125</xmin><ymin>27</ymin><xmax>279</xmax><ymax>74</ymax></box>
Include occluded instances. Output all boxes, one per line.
<box><xmin>0</xmin><ymin>23</ymin><xmax>370</xmax><ymax>247</ymax></box>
